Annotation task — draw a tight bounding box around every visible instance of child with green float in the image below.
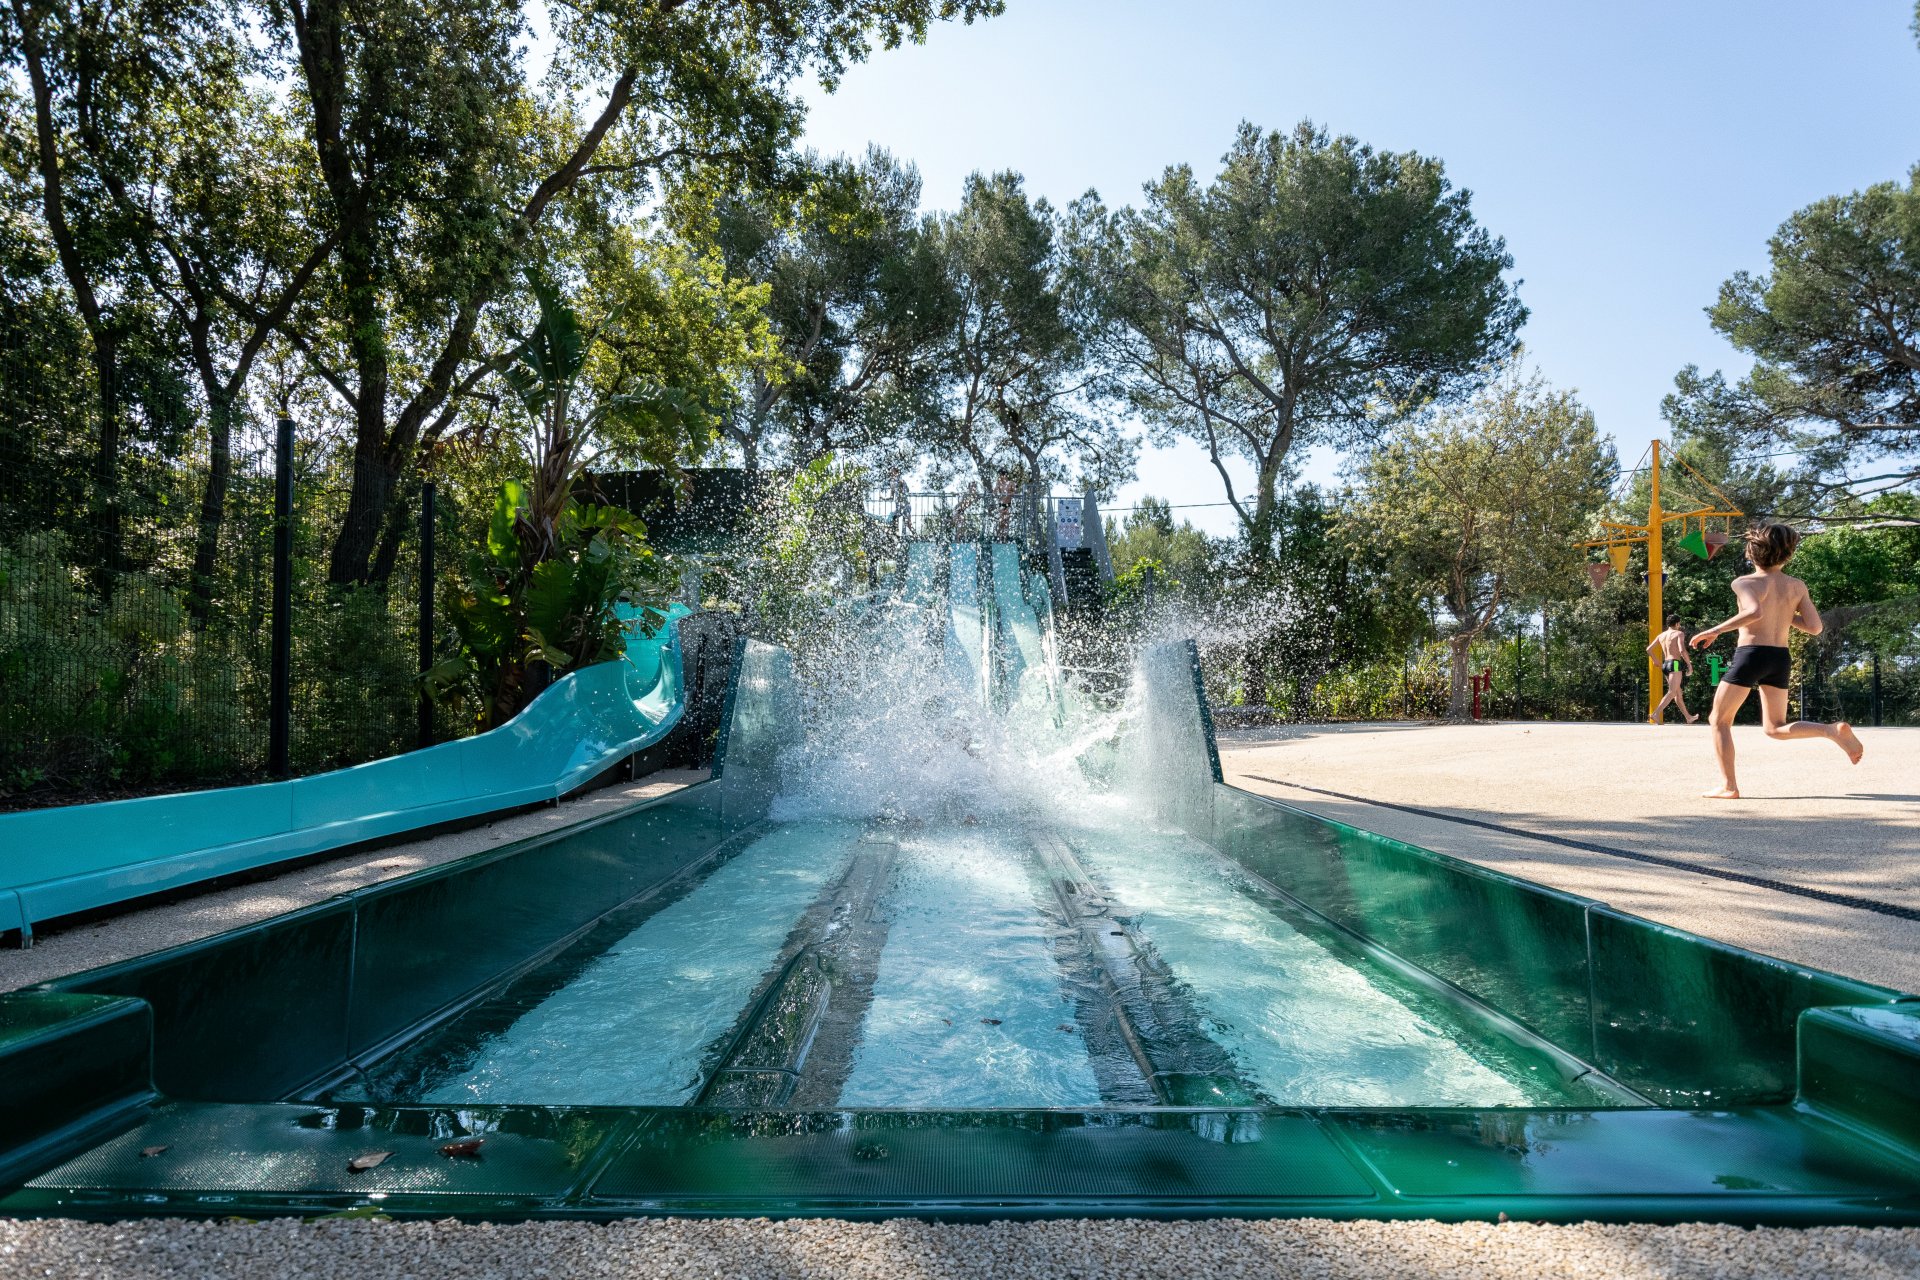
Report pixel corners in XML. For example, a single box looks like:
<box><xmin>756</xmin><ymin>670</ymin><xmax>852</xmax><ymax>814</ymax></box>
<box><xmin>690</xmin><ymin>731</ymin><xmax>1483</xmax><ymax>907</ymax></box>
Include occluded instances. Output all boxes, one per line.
<box><xmin>1690</xmin><ymin>522</ymin><xmax>1864</xmax><ymax>798</ymax></box>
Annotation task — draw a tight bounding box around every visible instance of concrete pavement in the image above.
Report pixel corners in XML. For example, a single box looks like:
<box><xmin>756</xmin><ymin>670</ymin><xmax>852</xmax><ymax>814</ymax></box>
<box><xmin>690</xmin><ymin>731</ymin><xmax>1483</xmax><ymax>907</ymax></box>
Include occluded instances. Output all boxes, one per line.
<box><xmin>1218</xmin><ymin>721</ymin><xmax>1920</xmax><ymax>991</ymax></box>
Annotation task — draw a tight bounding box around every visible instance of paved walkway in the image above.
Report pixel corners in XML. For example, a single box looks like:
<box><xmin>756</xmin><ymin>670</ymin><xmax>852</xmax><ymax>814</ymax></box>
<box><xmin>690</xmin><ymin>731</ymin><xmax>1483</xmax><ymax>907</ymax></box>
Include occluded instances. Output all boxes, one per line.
<box><xmin>1218</xmin><ymin>721</ymin><xmax>1920</xmax><ymax>991</ymax></box>
<box><xmin>0</xmin><ymin>769</ymin><xmax>707</xmax><ymax>992</ymax></box>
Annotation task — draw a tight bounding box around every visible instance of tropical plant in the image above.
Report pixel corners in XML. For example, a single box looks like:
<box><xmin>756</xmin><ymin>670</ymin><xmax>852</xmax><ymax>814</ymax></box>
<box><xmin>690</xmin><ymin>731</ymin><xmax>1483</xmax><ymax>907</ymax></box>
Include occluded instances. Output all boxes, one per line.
<box><xmin>430</xmin><ymin>481</ymin><xmax>673</xmax><ymax>730</ymax></box>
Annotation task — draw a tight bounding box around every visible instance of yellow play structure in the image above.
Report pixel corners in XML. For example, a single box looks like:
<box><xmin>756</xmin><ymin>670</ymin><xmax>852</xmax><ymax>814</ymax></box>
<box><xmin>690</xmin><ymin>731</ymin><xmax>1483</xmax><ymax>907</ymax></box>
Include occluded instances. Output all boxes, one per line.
<box><xmin>1579</xmin><ymin>440</ymin><xmax>1744</xmax><ymax>723</ymax></box>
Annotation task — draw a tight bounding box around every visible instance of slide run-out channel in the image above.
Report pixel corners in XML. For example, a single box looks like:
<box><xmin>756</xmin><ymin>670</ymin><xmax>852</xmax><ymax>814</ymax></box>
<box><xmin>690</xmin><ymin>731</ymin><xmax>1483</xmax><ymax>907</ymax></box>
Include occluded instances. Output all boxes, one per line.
<box><xmin>316</xmin><ymin>817</ymin><xmax>1637</xmax><ymax>1111</ymax></box>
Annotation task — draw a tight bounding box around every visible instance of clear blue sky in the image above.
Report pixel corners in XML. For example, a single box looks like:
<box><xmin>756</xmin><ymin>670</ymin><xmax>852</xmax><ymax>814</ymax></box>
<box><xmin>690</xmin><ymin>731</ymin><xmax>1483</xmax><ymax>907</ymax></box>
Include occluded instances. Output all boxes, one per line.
<box><xmin>797</xmin><ymin>0</ymin><xmax>1920</xmax><ymax>535</ymax></box>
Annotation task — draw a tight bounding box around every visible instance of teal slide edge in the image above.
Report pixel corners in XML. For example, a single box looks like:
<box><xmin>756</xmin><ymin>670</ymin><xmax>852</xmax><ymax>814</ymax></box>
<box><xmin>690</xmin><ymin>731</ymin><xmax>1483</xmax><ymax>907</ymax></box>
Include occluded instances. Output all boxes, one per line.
<box><xmin>0</xmin><ymin>603</ymin><xmax>692</xmax><ymax>941</ymax></box>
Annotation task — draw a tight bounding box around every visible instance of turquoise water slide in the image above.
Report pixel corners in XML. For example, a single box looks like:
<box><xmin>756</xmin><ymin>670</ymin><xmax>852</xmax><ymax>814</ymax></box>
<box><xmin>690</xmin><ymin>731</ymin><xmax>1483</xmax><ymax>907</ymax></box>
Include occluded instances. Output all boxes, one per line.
<box><xmin>944</xmin><ymin>543</ymin><xmax>989</xmax><ymax>705</ymax></box>
<box><xmin>0</xmin><ymin>603</ymin><xmax>692</xmax><ymax>943</ymax></box>
<box><xmin>990</xmin><ymin>542</ymin><xmax>1058</xmax><ymax>712</ymax></box>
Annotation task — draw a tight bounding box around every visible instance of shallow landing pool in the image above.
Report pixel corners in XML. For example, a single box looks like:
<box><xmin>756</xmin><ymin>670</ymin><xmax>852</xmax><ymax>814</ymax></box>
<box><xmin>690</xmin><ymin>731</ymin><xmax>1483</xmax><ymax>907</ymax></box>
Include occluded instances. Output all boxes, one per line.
<box><xmin>321</xmin><ymin>812</ymin><xmax>1631</xmax><ymax>1110</ymax></box>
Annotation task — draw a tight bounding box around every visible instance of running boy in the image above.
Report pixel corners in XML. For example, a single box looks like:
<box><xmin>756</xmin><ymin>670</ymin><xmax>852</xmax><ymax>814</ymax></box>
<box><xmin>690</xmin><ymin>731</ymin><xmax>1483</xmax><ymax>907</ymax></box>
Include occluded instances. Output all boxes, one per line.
<box><xmin>1645</xmin><ymin>616</ymin><xmax>1697</xmax><ymax>724</ymax></box>
<box><xmin>1690</xmin><ymin>522</ymin><xmax>1863</xmax><ymax>798</ymax></box>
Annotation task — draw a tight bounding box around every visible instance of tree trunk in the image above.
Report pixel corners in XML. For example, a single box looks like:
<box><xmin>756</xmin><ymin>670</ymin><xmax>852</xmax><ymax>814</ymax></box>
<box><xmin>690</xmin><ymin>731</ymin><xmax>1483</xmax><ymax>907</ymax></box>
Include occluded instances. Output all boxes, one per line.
<box><xmin>325</xmin><ymin>220</ymin><xmax>395</xmax><ymax>584</ymax></box>
<box><xmin>89</xmin><ymin>335</ymin><xmax>124</xmax><ymax>583</ymax></box>
<box><xmin>330</xmin><ymin>437</ymin><xmax>402</xmax><ymax>585</ymax></box>
<box><xmin>368</xmin><ymin>470</ymin><xmax>420</xmax><ymax>586</ymax></box>
<box><xmin>1245</xmin><ymin>454</ymin><xmax>1286</xmax><ymax>566</ymax></box>
<box><xmin>187</xmin><ymin>394</ymin><xmax>234</xmax><ymax>625</ymax></box>
<box><xmin>12</xmin><ymin>0</ymin><xmax>124</xmax><ymax>584</ymax></box>
<box><xmin>1447</xmin><ymin>634</ymin><xmax>1473</xmax><ymax>719</ymax></box>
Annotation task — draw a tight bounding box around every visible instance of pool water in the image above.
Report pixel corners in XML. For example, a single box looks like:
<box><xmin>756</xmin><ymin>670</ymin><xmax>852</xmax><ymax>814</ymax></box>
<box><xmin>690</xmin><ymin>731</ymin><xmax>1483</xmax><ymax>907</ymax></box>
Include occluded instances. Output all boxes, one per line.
<box><xmin>323</xmin><ymin>812</ymin><xmax>1629</xmax><ymax>1110</ymax></box>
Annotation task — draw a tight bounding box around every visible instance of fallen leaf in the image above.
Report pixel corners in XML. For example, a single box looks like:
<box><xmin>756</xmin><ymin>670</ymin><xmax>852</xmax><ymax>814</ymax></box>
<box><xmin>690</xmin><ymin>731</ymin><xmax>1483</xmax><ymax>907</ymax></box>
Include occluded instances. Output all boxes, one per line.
<box><xmin>346</xmin><ymin>1151</ymin><xmax>393</xmax><ymax>1173</ymax></box>
<box><xmin>438</xmin><ymin>1138</ymin><xmax>485</xmax><ymax>1159</ymax></box>
<box><xmin>980</xmin><ymin>1018</ymin><xmax>1001</xmax><ymax>1026</ymax></box>
<box><xmin>1056</xmin><ymin>1024</ymin><xmax>1074</xmax><ymax>1033</ymax></box>
<box><xmin>139</xmin><ymin>1145</ymin><xmax>169</xmax><ymax>1159</ymax></box>
<box><xmin>940</xmin><ymin>1018</ymin><xmax>952</xmax><ymax>1025</ymax></box>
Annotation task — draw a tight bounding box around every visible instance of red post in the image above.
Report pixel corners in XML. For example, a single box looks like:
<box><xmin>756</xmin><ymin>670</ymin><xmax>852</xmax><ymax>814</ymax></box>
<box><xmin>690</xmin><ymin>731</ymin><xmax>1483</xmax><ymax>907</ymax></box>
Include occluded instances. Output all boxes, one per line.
<box><xmin>1469</xmin><ymin>667</ymin><xmax>1493</xmax><ymax>720</ymax></box>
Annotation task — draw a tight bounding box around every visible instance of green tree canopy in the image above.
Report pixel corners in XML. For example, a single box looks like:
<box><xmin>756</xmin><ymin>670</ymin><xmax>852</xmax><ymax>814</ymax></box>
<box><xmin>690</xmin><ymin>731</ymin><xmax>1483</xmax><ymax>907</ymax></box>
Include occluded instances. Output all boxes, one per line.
<box><xmin>1105</xmin><ymin>495</ymin><xmax>1217</xmax><ymax>595</ymax></box>
<box><xmin>1666</xmin><ymin>168</ymin><xmax>1920</xmax><ymax>505</ymax></box>
<box><xmin>1351</xmin><ymin>362</ymin><xmax>1613</xmax><ymax>718</ymax></box>
<box><xmin>713</xmin><ymin>147</ymin><xmax>949</xmax><ymax>469</ymax></box>
<box><xmin>270</xmin><ymin>0</ymin><xmax>1002</xmax><ymax>584</ymax></box>
<box><xmin>1070</xmin><ymin>120</ymin><xmax>1525</xmax><ymax>560</ymax></box>
<box><xmin>920</xmin><ymin>170</ymin><xmax>1125</xmax><ymax>494</ymax></box>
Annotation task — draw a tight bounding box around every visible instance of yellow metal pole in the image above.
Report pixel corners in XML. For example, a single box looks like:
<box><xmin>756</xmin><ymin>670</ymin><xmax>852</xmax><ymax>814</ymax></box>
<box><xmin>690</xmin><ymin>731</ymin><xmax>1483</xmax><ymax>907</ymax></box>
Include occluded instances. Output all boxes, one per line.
<box><xmin>1646</xmin><ymin>439</ymin><xmax>1664</xmax><ymax>723</ymax></box>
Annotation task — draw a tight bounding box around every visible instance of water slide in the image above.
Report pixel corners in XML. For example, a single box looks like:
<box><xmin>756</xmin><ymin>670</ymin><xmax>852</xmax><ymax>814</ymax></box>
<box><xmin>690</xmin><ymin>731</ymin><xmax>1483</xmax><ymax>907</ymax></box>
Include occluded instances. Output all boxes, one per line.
<box><xmin>905</xmin><ymin>538</ymin><xmax>1058</xmax><ymax>715</ymax></box>
<box><xmin>5</xmin><ymin>532</ymin><xmax>1920</xmax><ymax>1220</ymax></box>
<box><xmin>990</xmin><ymin>541</ymin><xmax>1062</xmax><ymax>716</ymax></box>
<box><xmin>943</xmin><ymin>542</ymin><xmax>990</xmax><ymax>705</ymax></box>
<box><xmin>6</xmin><ymin>630</ymin><xmax>1918</xmax><ymax>1222</ymax></box>
<box><xmin>0</xmin><ymin>603</ymin><xmax>692</xmax><ymax>944</ymax></box>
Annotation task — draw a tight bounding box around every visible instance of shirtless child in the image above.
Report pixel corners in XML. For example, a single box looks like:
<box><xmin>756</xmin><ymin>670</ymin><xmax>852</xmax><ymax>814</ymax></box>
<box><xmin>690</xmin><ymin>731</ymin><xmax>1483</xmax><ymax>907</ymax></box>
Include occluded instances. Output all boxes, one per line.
<box><xmin>1690</xmin><ymin>522</ymin><xmax>1864</xmax><ymax>798</ymax></box>
<box><xmin>1644</xmin><ymin>615</ymin><xmax>1697</xmax><ymax>724</ymax></box>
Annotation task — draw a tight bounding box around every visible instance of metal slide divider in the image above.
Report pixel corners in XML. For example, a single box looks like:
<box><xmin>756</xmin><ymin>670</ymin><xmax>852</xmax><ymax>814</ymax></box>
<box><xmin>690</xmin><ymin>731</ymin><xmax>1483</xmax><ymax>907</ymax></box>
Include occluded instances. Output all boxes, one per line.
<box><xmin>1026</xmin><ymin>829</ymin><xmax>1262</xmax><ymax>1107</ymax></box>
<box><xmin>693</xmin><ymin>826</ymin><xmax>899</xmax><ymax>1108</ymax></box>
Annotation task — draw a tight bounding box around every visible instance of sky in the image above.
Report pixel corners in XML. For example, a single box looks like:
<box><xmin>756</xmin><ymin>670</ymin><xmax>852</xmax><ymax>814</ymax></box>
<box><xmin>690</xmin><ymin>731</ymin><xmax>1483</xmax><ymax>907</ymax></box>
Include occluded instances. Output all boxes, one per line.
<box><xmin>795</xmin><ymin>0</ymin><xmax>1920</xmax><ymax>535</ymax></box>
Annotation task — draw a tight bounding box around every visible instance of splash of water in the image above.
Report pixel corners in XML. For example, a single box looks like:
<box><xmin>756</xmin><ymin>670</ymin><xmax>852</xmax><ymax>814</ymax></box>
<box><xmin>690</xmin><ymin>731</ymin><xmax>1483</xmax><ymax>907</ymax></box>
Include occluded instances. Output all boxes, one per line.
<box><xmin>766</xmin><ymin>548</ymin><xmax>1134</xmax><ymax>826</ymax></box>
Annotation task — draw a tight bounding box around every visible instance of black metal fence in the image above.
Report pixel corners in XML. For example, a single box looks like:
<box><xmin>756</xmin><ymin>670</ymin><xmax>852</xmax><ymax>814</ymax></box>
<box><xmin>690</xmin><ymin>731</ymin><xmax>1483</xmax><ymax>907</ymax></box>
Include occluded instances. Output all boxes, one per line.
<box><xmin>0</xmin><ymin>422</ymin><xmax>448</xmax><ymax>806</ymax></box>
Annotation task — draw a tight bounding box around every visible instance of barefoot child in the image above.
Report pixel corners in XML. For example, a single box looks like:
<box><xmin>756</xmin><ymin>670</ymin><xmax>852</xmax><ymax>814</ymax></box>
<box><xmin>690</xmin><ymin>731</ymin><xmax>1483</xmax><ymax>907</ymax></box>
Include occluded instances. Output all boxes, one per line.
<box><xmin>1645</xmin><ymin>615</ymin><xmax>1698</xmax><ymax>724</ymax></box>
<box><xmin>1690</xmin><ymin>523</ymin><xmax>1863</xmax><ymax>798</ymax></box>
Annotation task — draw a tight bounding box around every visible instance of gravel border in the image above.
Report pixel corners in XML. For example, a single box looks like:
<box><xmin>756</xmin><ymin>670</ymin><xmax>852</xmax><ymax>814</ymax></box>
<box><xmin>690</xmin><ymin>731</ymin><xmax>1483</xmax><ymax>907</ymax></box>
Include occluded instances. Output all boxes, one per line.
<box><xmin>4</xmin><ymin>1216</ymin><xmax>1919</xmax><ymax>1279</ymax></box>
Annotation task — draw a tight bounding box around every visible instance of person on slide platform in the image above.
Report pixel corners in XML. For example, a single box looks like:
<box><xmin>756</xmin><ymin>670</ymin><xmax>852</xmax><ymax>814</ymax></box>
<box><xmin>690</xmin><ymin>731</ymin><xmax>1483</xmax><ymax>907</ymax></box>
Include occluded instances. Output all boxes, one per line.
<box><xmin>1690</xmin><ymin>522</ymin><xmax>1863</xmax><ymax>799</ymax></box>
<box><xmin>1644</xmin><ymin>615</ymin><xmax>1698</xmax><ymax>724</ymax></box>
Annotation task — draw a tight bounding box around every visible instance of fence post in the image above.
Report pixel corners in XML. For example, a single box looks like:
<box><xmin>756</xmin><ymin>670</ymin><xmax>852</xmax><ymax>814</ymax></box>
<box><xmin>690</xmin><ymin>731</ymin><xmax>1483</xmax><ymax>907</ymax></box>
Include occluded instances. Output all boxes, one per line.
<box><xmin>417</xmin><ymin>479</ymin><xmax>436</xmax><ymax>750</ymax></box>
<box><xmin>1512</xmin><ymin>630</ymin><xmax>1523</xmax><ymax>719</ymax></box>
<box><xmin>1872</xmin><ymin>651</ymin><xmax>1883</xmax><ymax>728</ymax></box>
<box><xmin>268</xmin><ymin>413</ymin><xmax>294</xmax><ymax>778</ymax></box>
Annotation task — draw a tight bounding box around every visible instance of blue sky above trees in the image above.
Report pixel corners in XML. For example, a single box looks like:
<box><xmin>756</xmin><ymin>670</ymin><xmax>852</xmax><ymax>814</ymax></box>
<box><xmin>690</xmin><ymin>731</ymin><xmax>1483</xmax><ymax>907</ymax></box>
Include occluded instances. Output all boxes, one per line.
<box><xmin>798</xmin><ymin>0</ymin><xmax>1920</xmax><ymax>533</ymax></box>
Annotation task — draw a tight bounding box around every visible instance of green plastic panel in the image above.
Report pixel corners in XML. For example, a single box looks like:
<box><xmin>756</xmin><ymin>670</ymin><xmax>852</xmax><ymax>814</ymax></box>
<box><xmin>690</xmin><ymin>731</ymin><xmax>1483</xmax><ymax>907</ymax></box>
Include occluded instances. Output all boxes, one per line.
<box><xmin>57</xmin><ymin>903</ymin><xmax>357</xmax><ymax>1100</ymax></box>
<box><xmin>1208</xmin><ymin>787</ymin><xmax>1597</xmax><ymax>1054</ymax></box>
<box><xmin>348</xmin><ymin>794</ymin><xmax>733</xmax><ymax>1054</ymax></box>
<box><xmin>9</xmin><ymin>1103</ymin><xmax>1919</xmax><ymax>1223</ymax></box>
<box><xmin>0</xmin><ymin>604</ymin><xmax>690</xmax><ymax>940</ymax></box>
<box><xmin>592</xmin><ymin>1110</ymin><xmax>1372</xmax><ymax>1205</ymax></box>
<box><xmin>24</xmin><ymin>1101</ymin><xmax>630</xmax><ymax>1204</ymax></box>
<box><xmin>711</xmin><ymin>638</ymin><xmax>801</xmax><ymax>825</ymax></box>
<box><xmin>1585</xmin><ymin>905</ymin><xmax>1906</xmax><ymax>1106</ymax></box>
<box><xmin>1798</xmin><ymin>1005</ymin><xmax>1920</xmax><ymax>1157</ymax></box>
<box><xmin>0</xmin><ymin>993</ymin><xmax>152</xmax><ymax>1171</ymax></box>
<box><xmin>1334</xmin><ymin>1107</ymin><xmax>1920</xmax><ymax>1204</ymax></box>
<box><xmin>47</xmin><ymin>782</ymin><xmax>745</xmax><ymax>1102</ymax></box>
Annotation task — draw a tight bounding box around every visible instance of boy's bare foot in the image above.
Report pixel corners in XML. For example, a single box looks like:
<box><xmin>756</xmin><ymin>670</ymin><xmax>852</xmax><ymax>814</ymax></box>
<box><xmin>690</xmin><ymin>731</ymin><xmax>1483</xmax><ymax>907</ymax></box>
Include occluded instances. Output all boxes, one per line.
<box><xmin>1702</xmin><ymin>787</ymin><xmax>1740</xmax><ymax>799</ymax></box>
<box><xmin>1835</xmin><ymin>721</ymin><xmax>1864</xmax><ymax>764</ymax></box>
<box><xmin>1685</xmin><ymin>714</ymin><xmax>1699</xmax><ymax>724</ymax></box>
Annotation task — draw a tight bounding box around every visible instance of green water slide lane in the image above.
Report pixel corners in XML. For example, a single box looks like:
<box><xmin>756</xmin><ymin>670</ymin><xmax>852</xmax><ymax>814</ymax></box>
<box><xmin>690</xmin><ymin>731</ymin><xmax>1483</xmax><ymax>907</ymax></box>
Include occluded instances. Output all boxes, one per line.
<box><xmin>0</xmin><ymin>603</ymin><xmax>694</xmax><ymax>943</ymax></box>
<box><xmin>944</xmin><ymin>543</ymin><xmax>989</xmax><ymax>705</ymax></box>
